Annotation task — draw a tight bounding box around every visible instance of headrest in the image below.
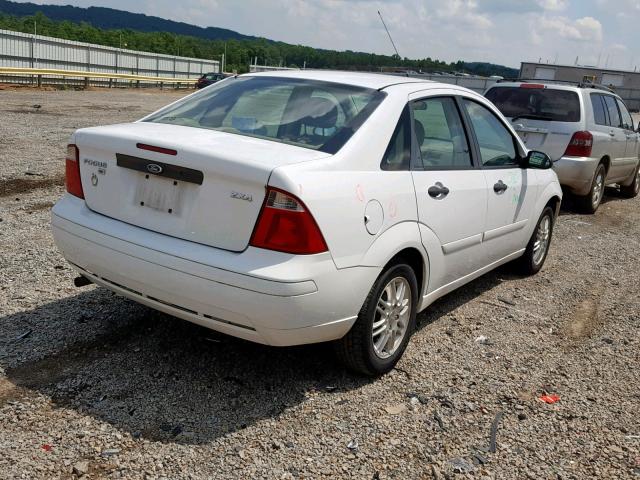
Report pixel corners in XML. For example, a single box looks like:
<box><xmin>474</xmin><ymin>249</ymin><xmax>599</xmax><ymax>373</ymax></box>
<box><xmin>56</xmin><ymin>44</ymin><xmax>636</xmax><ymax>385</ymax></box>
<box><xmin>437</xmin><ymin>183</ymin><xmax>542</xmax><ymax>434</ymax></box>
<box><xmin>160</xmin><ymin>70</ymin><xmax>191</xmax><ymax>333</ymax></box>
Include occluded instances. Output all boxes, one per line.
<box><xmin>302</xmin><ymin>97</ymin><xmax>338</xmax><ymax>128</ymax></box>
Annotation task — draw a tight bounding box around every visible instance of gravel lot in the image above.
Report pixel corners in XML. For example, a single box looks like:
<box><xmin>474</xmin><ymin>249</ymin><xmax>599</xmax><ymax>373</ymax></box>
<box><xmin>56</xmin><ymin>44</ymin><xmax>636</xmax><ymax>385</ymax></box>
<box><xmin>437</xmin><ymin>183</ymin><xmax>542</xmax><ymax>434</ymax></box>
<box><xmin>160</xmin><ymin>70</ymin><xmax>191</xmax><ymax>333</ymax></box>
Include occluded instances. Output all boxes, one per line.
<box><xmin>1</xmin><ymin>87</ymin><xmax>639</xmax><ymax>479</ymax></box>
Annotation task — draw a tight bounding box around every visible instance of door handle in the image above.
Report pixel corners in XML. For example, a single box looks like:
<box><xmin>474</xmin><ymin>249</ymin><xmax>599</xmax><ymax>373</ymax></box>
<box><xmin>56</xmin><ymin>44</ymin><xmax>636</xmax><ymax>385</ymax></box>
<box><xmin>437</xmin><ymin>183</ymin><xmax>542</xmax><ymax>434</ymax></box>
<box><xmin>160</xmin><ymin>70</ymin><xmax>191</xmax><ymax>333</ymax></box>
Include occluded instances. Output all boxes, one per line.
<box><xmin>493</xmin><ymin>180</ymin><xmax>508</xmax><ymax>194</ymax></box>
<box><xmin>428</xmin><ymin>182</ymin><xmax>450</xmax><ymax>199</ymax></box>
<box><xmin>609</xmin><ymin>131</ymin><xmax>615</xmax><ymax>137</ymax></box>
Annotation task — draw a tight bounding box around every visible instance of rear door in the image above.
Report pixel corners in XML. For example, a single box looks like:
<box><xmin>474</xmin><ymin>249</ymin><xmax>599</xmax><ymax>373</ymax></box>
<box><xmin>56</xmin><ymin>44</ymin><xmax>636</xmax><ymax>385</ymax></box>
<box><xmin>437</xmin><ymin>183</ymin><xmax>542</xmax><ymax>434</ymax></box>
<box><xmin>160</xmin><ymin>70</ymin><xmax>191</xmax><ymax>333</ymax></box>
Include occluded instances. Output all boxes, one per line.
<box><xmin>602</xmin><ymin>95</ymin><xmax>630</xmax><ymax>180</ymax></box>
<box><xmin>408</xmin><ymin>94</ymin><xmax>488</xmax><ymax>286</ymax></box>
<box><xmin>460</xmin><ymin>97</ymin><xmax>538</xmax><ymax>262</ymax></box>
<box><xmin>485</xmin><ymin>85</ymin><xmax>582</xmax><ymax>160</ymax></box>
<box><xmin>615</xmin><ymin>97</ymin><xmax>640</xmax><ymax>178</ymax></box>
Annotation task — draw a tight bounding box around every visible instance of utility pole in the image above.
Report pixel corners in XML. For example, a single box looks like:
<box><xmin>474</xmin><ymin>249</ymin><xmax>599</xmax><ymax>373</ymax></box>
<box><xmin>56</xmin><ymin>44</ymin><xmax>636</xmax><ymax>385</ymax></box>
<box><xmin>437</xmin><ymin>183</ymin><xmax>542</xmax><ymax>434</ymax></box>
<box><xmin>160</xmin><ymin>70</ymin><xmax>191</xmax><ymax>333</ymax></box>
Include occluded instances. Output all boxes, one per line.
<box><xmin>377</xmin><ymin>10</ymin><xmax>400</xmax><ymax>59</ymax></box>
<box><xmin>33</xmin><ymin>20</ymin><xmax>37</xmax><ymax>69</ymax></box>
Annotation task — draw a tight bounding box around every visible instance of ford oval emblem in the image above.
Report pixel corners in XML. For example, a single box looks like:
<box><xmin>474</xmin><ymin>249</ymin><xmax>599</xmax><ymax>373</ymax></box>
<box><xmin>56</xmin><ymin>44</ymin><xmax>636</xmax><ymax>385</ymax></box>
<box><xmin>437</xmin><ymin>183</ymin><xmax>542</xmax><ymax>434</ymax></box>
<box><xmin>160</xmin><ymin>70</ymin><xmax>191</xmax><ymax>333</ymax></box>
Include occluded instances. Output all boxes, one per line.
<box><xmin>146</xmin><ymin>163</ymin><xmax>163</xmax><ymax>174</ymax></box>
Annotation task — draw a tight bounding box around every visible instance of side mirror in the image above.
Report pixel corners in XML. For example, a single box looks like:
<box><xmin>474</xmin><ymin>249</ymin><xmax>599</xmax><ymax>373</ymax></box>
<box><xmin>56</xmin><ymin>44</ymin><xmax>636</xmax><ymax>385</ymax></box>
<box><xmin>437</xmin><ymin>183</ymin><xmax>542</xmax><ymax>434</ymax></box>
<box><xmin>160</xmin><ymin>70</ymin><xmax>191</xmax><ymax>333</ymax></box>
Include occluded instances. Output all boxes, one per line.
<box><xmin>524</xmin><ymin>150</ymin><xmax>553</xmax><ymax>169</ymax></box>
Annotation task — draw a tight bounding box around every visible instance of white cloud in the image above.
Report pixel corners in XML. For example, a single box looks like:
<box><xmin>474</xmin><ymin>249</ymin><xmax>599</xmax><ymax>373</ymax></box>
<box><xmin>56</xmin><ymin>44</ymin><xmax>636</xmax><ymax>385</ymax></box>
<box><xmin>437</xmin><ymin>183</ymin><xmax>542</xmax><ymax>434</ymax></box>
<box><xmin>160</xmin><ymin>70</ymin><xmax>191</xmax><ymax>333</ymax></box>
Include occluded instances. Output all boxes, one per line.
<box><xmin>536</xmin><ymin>0</ymin><xmax>569</xmax><ymax>10</ymax></box>
<box><xmin>538</xmin><ymin>15</ymin><xmax>603</xmax><ymax>42</ymax></box>
<box><xmin>433</xmin><ymin>0</ymin><xmax>493</xmax><ymax>29</ymax></box>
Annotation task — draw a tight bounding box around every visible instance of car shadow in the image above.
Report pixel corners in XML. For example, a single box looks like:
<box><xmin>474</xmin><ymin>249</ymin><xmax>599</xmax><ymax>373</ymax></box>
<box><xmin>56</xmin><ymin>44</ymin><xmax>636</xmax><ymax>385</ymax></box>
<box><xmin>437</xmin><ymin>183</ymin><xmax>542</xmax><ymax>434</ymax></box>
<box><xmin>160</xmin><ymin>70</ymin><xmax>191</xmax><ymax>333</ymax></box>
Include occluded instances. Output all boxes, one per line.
<box><xmin>558</xmin><ymin>186</ymin><xmax>629</xmax><ymax>215</ymax></box>
<box><xmin>0</xmin><ymin>288</ymin><xmax>369</xmax><ymax>445</ymax></box>
<box><xmin>0</xmin><ymin>266</ymin><xmax>508</xmax><ymax>446</ymax></box>
<box><xmin>414</xmin><ymin>264</ymin><xmax>509</xmax><ymax>332</ymax></box>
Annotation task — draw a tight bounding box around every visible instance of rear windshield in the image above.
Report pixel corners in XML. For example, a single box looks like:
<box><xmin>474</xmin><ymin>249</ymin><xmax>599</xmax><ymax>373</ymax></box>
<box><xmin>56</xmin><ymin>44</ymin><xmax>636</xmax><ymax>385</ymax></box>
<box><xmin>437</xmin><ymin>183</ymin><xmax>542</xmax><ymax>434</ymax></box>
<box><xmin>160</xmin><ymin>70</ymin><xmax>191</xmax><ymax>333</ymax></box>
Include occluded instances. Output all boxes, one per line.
<box><xmin>144</xmin><ymin>76</ymin><xmax>386</xmax><ymax>153</ymax></box>
<box><xmin>485</xmin><ymin>86</ymin><xmax>580</xmax><ymax>122</ymax></box>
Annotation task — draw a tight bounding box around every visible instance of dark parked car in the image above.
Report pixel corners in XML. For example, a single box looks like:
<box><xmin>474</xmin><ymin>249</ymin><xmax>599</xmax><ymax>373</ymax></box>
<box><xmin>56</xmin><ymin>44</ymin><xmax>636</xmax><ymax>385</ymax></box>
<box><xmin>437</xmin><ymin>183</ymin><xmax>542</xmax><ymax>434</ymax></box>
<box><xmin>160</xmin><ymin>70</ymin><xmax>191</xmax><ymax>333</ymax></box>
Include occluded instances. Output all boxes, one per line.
<box><xmin>196</xmin><ymin>72</ymin><xmax>227</xmax><ymax>89</ymax></box>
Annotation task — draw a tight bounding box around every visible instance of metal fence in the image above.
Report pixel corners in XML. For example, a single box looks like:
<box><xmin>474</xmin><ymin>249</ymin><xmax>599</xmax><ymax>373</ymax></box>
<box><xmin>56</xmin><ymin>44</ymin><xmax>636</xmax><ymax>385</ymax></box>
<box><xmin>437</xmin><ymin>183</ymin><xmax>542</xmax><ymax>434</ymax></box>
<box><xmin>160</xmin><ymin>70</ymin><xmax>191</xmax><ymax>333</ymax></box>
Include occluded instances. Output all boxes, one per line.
<box><xmin>0</xmin><ymin>28</ymin><xmax>219</xmax><ymax>86</ymax></box>
<box><xmin>249</xmin><ymin>65</ymin><xmax>299</xmax><ymax>73</ymax></box>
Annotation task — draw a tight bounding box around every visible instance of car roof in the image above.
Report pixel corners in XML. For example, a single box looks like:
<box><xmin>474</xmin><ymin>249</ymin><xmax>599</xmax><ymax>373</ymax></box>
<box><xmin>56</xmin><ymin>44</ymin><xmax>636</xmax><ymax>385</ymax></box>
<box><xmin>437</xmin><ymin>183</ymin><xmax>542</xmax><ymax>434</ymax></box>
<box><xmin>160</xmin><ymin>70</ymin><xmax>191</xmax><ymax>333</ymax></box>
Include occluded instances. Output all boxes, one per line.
<box><xmin>489</xmin><ymin>81</ymin><xmax>583</xmax><ymax>92</ymax></box>
<box><xmin>243</xmin><ymin>70</ymin><xmax>431</xmax><ymax>90</ymax></box>
<box><xmin>489</xmin><ymin>81</ymin><xmax>620</xmax><ymax>97</ymax></box>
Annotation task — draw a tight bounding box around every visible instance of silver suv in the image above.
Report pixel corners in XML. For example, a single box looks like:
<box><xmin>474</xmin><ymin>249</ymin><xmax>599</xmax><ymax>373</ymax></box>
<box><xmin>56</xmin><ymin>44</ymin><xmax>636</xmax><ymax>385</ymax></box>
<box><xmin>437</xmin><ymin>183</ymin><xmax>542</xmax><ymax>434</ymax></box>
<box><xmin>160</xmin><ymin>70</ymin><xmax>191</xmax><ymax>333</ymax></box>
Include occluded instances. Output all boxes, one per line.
<box><xmin>485</xmin><ymin>82</ymin><xmax>640</xmax><ymax>212</ymax></box>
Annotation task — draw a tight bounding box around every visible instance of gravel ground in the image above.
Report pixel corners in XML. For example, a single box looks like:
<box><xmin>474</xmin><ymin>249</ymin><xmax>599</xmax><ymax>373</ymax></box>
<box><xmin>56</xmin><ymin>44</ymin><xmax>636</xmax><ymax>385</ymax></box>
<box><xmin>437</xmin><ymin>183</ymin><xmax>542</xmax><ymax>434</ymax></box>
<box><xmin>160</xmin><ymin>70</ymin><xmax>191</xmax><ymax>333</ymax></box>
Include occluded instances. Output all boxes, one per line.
<box><xmin>1</xmin><ymin>88</ymin><xmax>639</xmax><ymax>479</ymax></box>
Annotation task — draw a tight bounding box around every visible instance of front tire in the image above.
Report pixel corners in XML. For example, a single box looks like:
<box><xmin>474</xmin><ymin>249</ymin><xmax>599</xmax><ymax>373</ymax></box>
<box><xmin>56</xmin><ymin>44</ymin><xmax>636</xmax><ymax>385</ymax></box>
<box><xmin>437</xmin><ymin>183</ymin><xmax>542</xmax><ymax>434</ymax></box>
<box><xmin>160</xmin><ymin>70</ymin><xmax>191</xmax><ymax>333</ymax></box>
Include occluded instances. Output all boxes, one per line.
<box><xmin>518</xmin><ymin>206</ymin><xmax>554</xmax><ymax>275</ymax></box>
<box><xmin>577</xmin><ymin>163</ymin><xmax>606</xmax><ymax>213</ymax></box>
<box><xmin>620</xmin><ymin>164</ymin><xmax>640</xmax><ymax>198</ymax></box>
<box><xmin>334</xmin><ymin>262</ymin><xmax>418</xmax><ymax>376</ymax></box>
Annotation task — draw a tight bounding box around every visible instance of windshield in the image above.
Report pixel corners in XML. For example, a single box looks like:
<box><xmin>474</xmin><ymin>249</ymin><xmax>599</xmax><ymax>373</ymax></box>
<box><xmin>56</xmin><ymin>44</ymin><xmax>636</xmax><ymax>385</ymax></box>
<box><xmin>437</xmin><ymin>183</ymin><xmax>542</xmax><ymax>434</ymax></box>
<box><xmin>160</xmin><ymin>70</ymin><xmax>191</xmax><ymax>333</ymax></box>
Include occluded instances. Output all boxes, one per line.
<box><xmin>144</xmin><ymin>76</ymin><xmax>386</xmax><ymax>153</ymax></box>
<box><xmin>485</xmin><ymin>86</ymin><xmax>580</xmax><ymax>122</ymax></box>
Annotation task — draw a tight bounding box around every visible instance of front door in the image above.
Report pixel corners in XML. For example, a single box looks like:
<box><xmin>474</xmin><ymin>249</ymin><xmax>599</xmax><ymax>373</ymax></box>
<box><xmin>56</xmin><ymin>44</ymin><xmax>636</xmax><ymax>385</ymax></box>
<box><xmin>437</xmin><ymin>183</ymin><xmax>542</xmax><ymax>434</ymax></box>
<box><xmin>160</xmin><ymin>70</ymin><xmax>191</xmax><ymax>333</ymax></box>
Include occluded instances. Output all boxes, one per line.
<box><xmin>602</xmin><ymin>95</ymin><xmax>629</xmax><ymax>181</ymax></box>
<box><xmin>409</xmin><ymin>94</ymin><xmax>488</xmax><ymax>289</ymax></box>
<box><xmin>616</xmin><ymin>97</ymin><xmax>640</xmax><ymax>180</ymax></box>
<box><xmin>460</xmin><ymin>98</ymin><xmax>538</xmax><ymax>263</ymax></box>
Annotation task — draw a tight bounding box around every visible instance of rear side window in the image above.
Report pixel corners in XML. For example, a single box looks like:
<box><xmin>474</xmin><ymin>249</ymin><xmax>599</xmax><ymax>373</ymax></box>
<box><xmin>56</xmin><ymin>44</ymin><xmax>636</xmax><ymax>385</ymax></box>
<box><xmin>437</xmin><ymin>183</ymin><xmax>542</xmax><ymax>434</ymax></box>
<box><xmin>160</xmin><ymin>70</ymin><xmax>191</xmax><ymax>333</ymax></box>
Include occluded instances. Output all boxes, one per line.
<box><xmin>616</xmin><ymin>98</ymin><xmax>634</xmax><ymax>131</ymax></box>
<box><xmin>591</xmin><ymin>94</ymin><xmax>608</xmax><ymax>126</ymax></box>
<box><xmin>603</xmin><ymin>95</ymin><xmax>622</xmax><ymax>128</ymax></box>
<box><xmin>411</xmin><ymin>97</ymin><xmax>472</xmax><ymax>169</ymax></box>
<box><xmin>380</xmin><ymin>106</ymin><xmax>411</xmax><ymax>170</ymax></box>
<box><xmin>485</xmin><ymin>86</ymin><xmax>580</xmax><ymax>122</ymax></box>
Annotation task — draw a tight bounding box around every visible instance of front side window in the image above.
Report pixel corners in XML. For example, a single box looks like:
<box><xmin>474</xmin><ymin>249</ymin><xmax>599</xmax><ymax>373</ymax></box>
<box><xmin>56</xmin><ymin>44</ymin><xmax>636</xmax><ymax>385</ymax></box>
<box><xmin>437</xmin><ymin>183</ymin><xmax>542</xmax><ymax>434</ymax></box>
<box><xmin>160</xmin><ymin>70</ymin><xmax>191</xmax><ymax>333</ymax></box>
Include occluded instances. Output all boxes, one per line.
<box><xmin>616</xmin><ymin>98</ymin><xmax>634</xmax><ymax>131</ymax></box>
<box><xmin>463</xmin><ymin>99</ymin><xmax>518</xmax><ymax>167</ymax></box>
<box><xmin>411</xmin><ymin>97</ymin><xmax>472</xmax><ymax>169</ymax></box>
<box><xmin>603</xmin><ymin>95</ymin><xmax>622</xmax><ymax>128</ymax></box>
<box><xmin>485</xmin><ymin>86</ymin><xmax>580</xmax><ymax>122</ymax></box>
<box><xmin>145</xmin><ymin>76</ymin><xmax>386</xmax><ymax>153</ymax></box>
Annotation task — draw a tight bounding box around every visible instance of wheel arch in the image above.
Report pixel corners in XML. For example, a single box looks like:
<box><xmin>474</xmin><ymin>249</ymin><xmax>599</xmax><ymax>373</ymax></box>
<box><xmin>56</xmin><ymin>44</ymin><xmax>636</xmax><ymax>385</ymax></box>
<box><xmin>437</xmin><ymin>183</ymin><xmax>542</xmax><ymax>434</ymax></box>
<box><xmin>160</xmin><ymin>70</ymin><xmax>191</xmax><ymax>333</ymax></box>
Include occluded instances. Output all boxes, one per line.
<box><xmin>545</xmin><ymin>194</ymin><xmax>562</xmax><ymax>220</ymax></box>
<box><xmin>529</xmin><ymin>182</ymin><xmax>563</xmax><ymax>237</ymax></box>
<box><xmin>359</xmin><ymin>221</ymin><xmax>430</xmax><ymax>299</ymax></box>
<box><xmin>384</xmin><ymin>247</ymin><xmax>426</xmax><ymax>301</ymax></box>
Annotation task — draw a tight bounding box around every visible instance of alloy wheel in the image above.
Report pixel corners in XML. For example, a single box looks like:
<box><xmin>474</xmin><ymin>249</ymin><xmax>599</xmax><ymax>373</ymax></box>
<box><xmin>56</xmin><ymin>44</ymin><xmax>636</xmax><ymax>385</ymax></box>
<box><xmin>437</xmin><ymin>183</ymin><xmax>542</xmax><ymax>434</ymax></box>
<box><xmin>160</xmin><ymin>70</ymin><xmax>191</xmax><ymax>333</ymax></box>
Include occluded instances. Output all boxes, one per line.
<box><xmin>592</xmin><ymin>170</ymin><xmax>605</xmax><ymax>208</ymax></box>
<box><xmin>532</xmin><ymin>214</ymin><xmax>551</xmax><ymax>266</ymax></box>
<box><xmin>372</xmin><ymin>277</ymin><xmax>412</xmax><ymax>359</ymax></box>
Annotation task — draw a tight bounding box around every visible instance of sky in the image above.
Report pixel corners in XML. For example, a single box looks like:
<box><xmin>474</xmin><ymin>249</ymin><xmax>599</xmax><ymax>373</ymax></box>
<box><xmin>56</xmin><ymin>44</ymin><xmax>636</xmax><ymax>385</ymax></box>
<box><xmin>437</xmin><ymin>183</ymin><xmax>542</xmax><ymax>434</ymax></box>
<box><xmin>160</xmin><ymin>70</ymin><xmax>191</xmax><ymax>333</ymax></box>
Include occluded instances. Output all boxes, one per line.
<box><xmin>11</xmin><ymin>0</ymin><xmax>640</xmax><ymax>69</ymax></box>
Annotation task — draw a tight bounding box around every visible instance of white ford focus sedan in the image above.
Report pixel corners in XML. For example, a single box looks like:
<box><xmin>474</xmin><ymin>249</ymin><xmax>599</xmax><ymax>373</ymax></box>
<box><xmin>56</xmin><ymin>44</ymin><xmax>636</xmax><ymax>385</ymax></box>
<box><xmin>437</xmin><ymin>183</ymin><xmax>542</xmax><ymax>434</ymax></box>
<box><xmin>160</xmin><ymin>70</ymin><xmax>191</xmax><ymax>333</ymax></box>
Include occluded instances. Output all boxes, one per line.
<box><xmin>52</xmin><ymin>71</ymin><xmax>562</xmax><ymax>375</ymax></box>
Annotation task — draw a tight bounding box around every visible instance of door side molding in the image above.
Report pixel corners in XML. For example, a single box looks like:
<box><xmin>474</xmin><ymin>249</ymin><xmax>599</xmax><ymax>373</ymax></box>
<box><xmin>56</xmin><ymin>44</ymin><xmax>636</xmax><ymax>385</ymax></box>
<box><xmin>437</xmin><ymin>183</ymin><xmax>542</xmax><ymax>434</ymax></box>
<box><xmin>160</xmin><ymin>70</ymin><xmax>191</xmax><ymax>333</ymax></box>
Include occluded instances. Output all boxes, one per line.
<box><xmin>483</xmin><ymin>219</ymin><xmax>528</xmax><ymax>242</ymax></box>
<box><xmin>441</xmin><ymin>233</ymin><xmax>483</xmax><ymax>254</ymax></box>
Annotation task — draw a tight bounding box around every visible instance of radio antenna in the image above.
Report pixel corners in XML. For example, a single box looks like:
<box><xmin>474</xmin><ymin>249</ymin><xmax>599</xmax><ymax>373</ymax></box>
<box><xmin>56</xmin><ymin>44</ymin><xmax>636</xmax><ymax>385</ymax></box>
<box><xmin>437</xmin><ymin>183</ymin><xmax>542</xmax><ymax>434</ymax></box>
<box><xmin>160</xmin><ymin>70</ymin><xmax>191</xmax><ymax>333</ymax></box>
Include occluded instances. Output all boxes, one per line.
<box><xmin>378</xmin><ymin>10</ymin><xmax>400</xmax><ymax>58</ymax></box>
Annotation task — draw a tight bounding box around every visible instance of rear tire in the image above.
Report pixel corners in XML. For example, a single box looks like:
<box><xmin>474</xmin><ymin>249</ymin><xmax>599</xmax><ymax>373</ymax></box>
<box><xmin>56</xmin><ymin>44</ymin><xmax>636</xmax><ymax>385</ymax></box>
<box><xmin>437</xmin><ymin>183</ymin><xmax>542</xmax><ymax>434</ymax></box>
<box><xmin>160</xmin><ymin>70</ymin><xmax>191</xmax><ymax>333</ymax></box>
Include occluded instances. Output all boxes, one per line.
<box><xmin>577</xmin><ymin>163</ymin><xmax>606</xmax><ymax>213</ymax></box>
<box><xmin>620</xmin><ymin>164</ymin><xmax>640</xmax><ymax>198</ymax></box>
<box><xmin>334</xmin><ymin>262</ymin><xmax>418</xmax><ymax>376</ymax></box>
<box><xmin>517</xmin><ymin>206</ymin><xmax>554</xmax><ymax>275</ymax></box>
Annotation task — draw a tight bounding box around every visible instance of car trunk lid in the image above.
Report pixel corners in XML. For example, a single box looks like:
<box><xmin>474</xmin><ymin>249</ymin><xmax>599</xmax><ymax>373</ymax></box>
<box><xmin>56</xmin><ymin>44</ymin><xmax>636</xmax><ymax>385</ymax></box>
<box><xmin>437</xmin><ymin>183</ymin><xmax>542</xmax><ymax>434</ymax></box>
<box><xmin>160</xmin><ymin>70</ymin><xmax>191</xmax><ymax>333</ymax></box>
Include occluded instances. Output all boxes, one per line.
<box><xmin>74</xmin><ymin>122</ymin><xmax>329</xmax><ymax>251</ymax></box>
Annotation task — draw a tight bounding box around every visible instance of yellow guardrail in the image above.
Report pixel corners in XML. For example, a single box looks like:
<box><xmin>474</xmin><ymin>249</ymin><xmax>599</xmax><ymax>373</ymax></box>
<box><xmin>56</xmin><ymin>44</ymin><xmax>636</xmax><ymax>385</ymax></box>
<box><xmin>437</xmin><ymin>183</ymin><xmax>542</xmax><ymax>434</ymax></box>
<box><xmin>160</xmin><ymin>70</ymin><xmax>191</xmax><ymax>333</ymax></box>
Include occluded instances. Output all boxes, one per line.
<box><xmin>0</xmin><ymin>67</ymin><xmax>197</xmax><ymax>84</ymax></box>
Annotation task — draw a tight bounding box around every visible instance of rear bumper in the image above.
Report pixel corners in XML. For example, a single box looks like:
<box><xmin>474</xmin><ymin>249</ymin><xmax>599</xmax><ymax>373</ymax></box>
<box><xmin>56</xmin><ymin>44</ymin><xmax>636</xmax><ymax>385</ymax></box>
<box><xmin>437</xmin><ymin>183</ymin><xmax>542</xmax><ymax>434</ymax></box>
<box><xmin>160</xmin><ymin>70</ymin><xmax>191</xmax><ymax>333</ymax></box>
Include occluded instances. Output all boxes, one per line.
<box><xmin>552</xmin><ymin>156</ymin><xmax>599</xmax><ymax>196</ymax></box>
<box><xmin>51</xmin><ymin>195</ymin><xmax>379</xmax><ymax>346</ymax></box>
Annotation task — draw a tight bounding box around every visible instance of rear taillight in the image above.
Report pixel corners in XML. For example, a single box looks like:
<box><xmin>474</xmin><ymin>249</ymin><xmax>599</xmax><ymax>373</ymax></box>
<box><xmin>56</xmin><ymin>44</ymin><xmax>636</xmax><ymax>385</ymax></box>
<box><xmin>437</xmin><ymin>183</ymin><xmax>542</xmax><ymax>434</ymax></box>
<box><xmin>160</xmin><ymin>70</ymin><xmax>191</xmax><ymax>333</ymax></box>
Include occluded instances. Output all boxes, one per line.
<box><xmin>65</xmin><ymin>144</ymin><xmax>84</xmax><ymax>199</ymax></box>
<box><xmin>564</xmin><ymin>131</ymin><xmax>593</xmax><ymax>157</ymax></box>
<box><xmin>250</xmin><ymin>188</ymin><xmax>328</xmax><ymax>255</ymax></box>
